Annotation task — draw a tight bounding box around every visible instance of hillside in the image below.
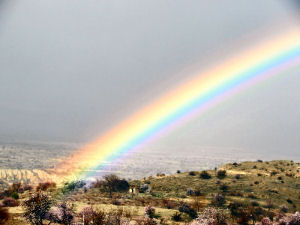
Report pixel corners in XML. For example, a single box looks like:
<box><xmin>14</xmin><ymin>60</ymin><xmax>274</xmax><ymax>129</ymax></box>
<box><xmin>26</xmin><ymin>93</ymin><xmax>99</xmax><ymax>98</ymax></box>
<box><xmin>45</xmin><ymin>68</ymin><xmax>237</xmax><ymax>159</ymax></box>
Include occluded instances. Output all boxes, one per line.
<box><xmin>1</xmin><ymin>160</ymin><xmax>299</xmax><ymax>224</ymax></box>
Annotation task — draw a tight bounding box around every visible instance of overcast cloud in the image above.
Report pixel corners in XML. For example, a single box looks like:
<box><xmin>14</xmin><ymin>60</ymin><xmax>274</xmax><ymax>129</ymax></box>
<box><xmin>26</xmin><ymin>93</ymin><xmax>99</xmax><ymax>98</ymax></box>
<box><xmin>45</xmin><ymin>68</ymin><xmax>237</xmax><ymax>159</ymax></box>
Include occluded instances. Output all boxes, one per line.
<box><xmin>0</xmin><ymin>1</ymin><xmax>299</xmax><ymax>157</ymax></box>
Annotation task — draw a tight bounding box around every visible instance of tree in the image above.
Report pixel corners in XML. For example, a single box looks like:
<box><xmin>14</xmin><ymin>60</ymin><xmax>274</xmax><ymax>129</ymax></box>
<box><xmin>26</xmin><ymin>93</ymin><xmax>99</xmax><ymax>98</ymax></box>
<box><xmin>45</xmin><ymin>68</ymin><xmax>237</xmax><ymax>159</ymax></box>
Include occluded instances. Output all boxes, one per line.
<box><xmin>22</xmin><ymin>192</ymin><xmax>52</xmax><ymax>225</ymax></box>
<box><xmin>100</xmin><ymin>174</ymin><xmax>130</xmax><ymax>198</ymax></box>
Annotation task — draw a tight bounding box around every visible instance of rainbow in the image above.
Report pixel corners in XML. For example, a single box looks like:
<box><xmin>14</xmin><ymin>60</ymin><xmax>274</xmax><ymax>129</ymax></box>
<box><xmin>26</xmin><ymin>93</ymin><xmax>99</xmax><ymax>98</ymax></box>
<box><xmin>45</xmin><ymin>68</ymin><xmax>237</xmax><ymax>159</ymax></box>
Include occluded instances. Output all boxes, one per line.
<box><xmin>54</xmin><ymin>30</ymin><xmax>300</xmax><ymax>183</ymax></box>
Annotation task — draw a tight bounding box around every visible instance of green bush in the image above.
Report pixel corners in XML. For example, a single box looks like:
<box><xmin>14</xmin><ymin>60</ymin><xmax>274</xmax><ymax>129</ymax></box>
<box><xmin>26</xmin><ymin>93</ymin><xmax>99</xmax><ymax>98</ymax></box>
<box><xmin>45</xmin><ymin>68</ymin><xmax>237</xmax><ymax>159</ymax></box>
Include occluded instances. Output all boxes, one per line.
<box><xmin>200</xmin><ymin>171</ymin><xmax>212</xmax><ymax>179</ymax></box>
<box><xmin>171</xmin><ymin>212</ymin><xmax>182</xmax><ymax>221</ymax></box>
<box><xmin>189</xmin><ymin>171</ymin><xmax>196</xmax><ymax>176</ymax></box>
<box><xmin>217</xmin><ymin>170</ymin><xmax>227</xmax><ymax>179</ymax></box>
<box><xmin>11</xmin><ymin>192</ymin><xmax>19</xmax><ymax>200</ymax></box>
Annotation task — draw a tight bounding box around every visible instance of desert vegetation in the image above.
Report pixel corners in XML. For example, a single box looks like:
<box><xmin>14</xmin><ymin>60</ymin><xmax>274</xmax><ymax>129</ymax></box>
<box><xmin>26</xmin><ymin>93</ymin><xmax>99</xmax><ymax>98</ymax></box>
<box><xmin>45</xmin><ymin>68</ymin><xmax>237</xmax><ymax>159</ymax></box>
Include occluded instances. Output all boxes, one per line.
<box><xmin>0</xmin><ymin>160</ymin><xmax>298</xmax><ymax>224</ymax></box>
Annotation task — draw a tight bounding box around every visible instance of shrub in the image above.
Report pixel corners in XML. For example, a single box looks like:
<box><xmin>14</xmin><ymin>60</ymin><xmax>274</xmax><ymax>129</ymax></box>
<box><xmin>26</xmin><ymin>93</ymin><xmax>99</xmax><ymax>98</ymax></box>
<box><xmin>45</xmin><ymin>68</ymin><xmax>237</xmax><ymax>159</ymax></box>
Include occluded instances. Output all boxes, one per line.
<box><xmin>264</xmin><ymin>200</ymin><xmax>275</xmax><ymax>210</ymax></box>
<box><xmin>156</xmin><ymin>173</ymin><xmax>165</xmax><ymax>177</ymax></box>
<box><xmin>212</xmin><ymin>194</ymin><xmax>226</xmax><ymax>207</ymax></box>
<box><xmin>171</xmin><ymin>212</ymin><xmax>182</xmax><ymax>221</ymax></box>
<box><xmin>189</xmin><ymin>171</ymin><xmax>197</xmax><ymax>176</ymax></box>
<box><xmin>248</xmin><ymin>193</ymin><xmax>257</xmax><ymax>199</ymax></box>
<box><xmin>10</xmin><ymin>183</ymin><xmax>21</xmax><ymax>193</ymax></box>
<box><xmin>0</xmin><ymin>206</ymin><xmax>9</xmax><ymax>225</ymax></box>
<box><xmin>288</xmin><ymin>211</ymin><xmax>300</xmax><ymax>225</ymax></box>
<box><xmin>187</xmin><ymin>188</ymin><xmax>194</xmax><ymax>196</ymax></box>
<box><xmin>235</xmin><ymin>174</ymin><xmax>241</xmax><ymax>179</ymax></box>
<box><xmin>91</xmin><ymin>210</ymin><xmax>106</xmax><ymax>224</ymax></box>
<box><xmin>228</xmin><ymin>201</ymin><xmax>251</xmax><ymax>224</ymax></box>
<box><xmin>285</xmin><ymin>173</ymin><xmax>294</xmax><ymax>177</ymax></box>
<box><xmin>144</xmin><ymin>206</ymin><xmax>155</xmax><ymax>219</ymax></box>
<box><xmin>79</xmin><ymin>206</ymin><xmax>96</xmax><ymax>225</ymax></box>
<box><xmin>192</xmin><ymin>196</ymin><xmax>204</xmax><ymax>212</ymax></box>
<box><xmin>219</xmin><ymin>184</ymin><xmax>229</xmax><ymax>192</ymax></box>
<box><xmin>61</xmin><ymin>180</ymin><xmax>86</xmax><ymax>194</ymax></box>
<box><xmin>259</xmin><ymin>217</ymin><xmax>273</xmax><ymax>225</ymax></box>
<box><xmin>36</xmin><ymin>182</ymin><xmax>56</xmax><ymax>191</ymax></box>
<box><xmin>23</xmin><ymin>185</ymin><xmax>33</xmax><ymax>192</ymax></box>
<box><xmin>53</xmin><ymin>202</ymin><xmax>74</xmax><ymax>225</ymax></box>
<box><xmin>2</xmin><ymin>197</ymin><xmax>19</xmax><ymax>207</ymax></box>
<box><xmin>0</xmin><ymin>190</ymin><xmax>10</xmax><ymax>200</ymax></box>
<box><xmin>139</xmin><ymin>184</ymin><xmax>150</xmax><ymax>193</ymax></box>
<box><xmin>112</xmin><ymin>198</ymin><xmax>122</xmax><ymax>206</ymax></box>
<box><xmin>78</xmin><ymin>208</ymin><xmax>133</xmax><ymax>225</ymax></box>
<box><xmin>280</xmin><ymin>205</ymin><xmax>289</xmax><ymax>213</ymax></box>
<box><xmin>179</xmin><ymin>202</ymin><xmax>198</xmax><ymax>219</ymax></box>
<box><xmin>11</xmin><ymin>192</ymin><xmax>19</xmax><ymax>200</ymax></box>
<box><xmin>22</xmin><ymin>192</ymin><xmax>52</xmax><ymax>225</ymax></box>
<box><xmin>200</xmin><ymin>171</ymin><xmax>211</xmax><ymax>179</ymax></box>
<box><xmin>162</xmin><ymin>199</ymin><xmax>177</xmax><ymax>209</ymax></box>
<box><xmin>251</xmin><ymin>206</ymin><xmax>265</xmax><ymax>223</ymax></box>
<box><xmin>195</xmin><ymin>207</ymin><xmax>228</xmax><ymax>225</ymax></box>
<box><xmin>228</xmin><ymin>191</ymin><xmax>244</xmax><ymax>197</ymax></box>
<box><xmin>270</xmin><ymin>171</ymin><xmax>278</xmax><ymax>176</ymax></box>
<box><xmin>136</xmin><ymin>217</ymin><xmax>157</xmax><ymax>225</ymax></box>
<box><xmin>217</xmin><ymin>170</ymin><xmax>227</xmax><ymax>179</ymax></box>
<box><xmin>194</xmin><ymin>190</ymin><xmax>202</xmax><ymax>197</ymax></box>
<box><xmin>251</xmin><ymin>201</ymin><xmax>260</xmax><ymax>207</ymax></box>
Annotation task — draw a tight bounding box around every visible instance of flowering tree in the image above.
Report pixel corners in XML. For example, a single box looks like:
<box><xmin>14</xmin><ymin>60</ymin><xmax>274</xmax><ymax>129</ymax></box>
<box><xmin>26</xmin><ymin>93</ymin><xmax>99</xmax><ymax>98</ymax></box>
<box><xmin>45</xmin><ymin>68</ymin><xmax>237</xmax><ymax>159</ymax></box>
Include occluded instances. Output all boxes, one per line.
<box><xmin>45</xmin><ymin>202</ymin><xmax>74</xmax><ymax>225</ymax></box>
<box><xmin>192</xmin><ymin>207</ymin><xmax>228</xmax><ymax>225</ymax></box>
<box><xmin>22</xmin><ymin>192</ymin><xmax>52</xmax><ymax>225</ymax></box>
<box><xmin>79</xmin><ymin>206</ymin><xmax>96</xmax><ymax>225</ymax></box>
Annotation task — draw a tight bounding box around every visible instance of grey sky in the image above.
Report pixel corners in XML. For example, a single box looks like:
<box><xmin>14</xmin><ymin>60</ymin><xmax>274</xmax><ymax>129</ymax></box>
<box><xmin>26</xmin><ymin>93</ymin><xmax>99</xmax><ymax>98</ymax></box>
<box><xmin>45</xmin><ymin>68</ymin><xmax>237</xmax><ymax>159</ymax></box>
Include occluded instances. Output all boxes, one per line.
<box><xmin>0</xmin><ymin>1</ymin><xmax>299</xmax><ymax>156</ymax></box>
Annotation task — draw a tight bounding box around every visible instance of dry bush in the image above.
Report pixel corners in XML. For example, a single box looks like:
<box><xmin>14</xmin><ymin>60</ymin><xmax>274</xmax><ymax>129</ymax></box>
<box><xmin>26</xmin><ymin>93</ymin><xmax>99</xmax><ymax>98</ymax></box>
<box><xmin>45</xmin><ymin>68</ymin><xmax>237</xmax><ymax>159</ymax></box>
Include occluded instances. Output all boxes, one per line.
<box><xmin>136</xmin><ymin>217</ymin><xmax>157</xmax><ymax>225</ymax></box>
<box><xmin>2</xmin><ymin>197</ymin><xmax>19</xmax><ymax>207</ymax></box>
<box><xmin>0</xmin><ymin>206</ymin><xmax>9</xmax><ymax>225</ymax></box>
<box><xmin>112</xmin><ymin>198</ymin><xmax>122</xmax><ymax>206</ymax></box>
<box><xmin>211</xmin><ymin>194</ymin><xmax>226</xmax><ymax>207</ymax></box>
<box><xmin>23</xmin><ymin>184</ymin><xmax>33</xmax><ymax>191</ymax></box>
<box><xmin>192</xmin><ymin>196</ymin><xmax>205</xmax><ymax>212</ymax></box>
<box><xmin>9</xmin><ymin>183</ymin><xmax>21</xmax><ymax>193</ymax></box>
<box><xmin>228</xmin><ymin>191</ymin><xmax>244</xmax><ymax>197</ymax></box>
<box><xmin>36</xmin><ymin>182</ymin><xmax>56</xmax><ymax>191</ymax></box>
<box><xmin>161</xmin><ymin>199</ymin><xmax>177</xmax><ymax>209</ymax></box>
<box><xmin>91</xmin><ymin>210</ymin><xmax>106</xmax><ymax>224</ymax></box>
